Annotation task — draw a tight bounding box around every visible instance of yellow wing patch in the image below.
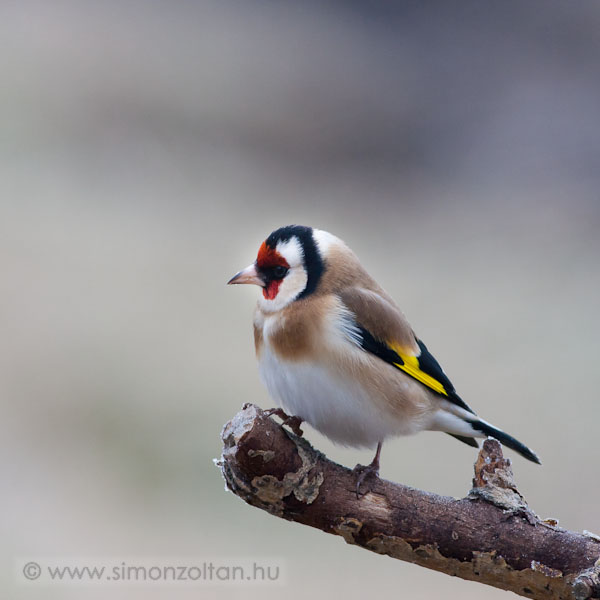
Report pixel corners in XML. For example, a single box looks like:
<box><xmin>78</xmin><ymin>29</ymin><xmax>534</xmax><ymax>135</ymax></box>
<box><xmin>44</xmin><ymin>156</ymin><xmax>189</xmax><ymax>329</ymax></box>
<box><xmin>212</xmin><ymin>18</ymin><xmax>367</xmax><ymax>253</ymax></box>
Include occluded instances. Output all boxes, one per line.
<box><xmin>387</xmin><ymin>342</ymin><xmax>449</xmax><ymax>396</ymax></box>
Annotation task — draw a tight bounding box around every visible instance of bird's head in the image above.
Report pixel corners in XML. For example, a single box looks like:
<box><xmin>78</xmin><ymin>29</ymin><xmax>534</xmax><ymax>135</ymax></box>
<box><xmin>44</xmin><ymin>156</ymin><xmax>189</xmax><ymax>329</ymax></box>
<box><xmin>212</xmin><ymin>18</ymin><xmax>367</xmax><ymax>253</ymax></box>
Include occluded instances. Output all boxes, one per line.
<box><xmin>228</xmin><ymin>225</ymin><xmax>336</xmax><ymax>312</ymax></box>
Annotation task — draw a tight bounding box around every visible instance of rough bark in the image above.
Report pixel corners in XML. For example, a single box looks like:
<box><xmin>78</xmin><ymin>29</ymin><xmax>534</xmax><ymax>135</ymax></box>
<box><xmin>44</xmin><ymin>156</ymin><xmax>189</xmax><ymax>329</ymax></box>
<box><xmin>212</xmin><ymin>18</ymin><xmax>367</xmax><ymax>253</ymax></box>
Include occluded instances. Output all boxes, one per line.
<box><xmin>217</xmin><ymin>404</ymin><xmax>600</xmax><ymax>600</ymax></box>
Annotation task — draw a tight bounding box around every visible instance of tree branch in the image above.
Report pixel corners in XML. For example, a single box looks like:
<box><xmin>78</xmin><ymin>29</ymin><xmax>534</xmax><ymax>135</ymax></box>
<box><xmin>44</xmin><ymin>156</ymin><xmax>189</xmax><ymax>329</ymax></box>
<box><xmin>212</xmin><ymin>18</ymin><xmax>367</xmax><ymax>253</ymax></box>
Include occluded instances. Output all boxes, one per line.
<box><xmin>217</xmin><ymin>404</ymin><xmax>600</xmax><ymax>600</ymax></box>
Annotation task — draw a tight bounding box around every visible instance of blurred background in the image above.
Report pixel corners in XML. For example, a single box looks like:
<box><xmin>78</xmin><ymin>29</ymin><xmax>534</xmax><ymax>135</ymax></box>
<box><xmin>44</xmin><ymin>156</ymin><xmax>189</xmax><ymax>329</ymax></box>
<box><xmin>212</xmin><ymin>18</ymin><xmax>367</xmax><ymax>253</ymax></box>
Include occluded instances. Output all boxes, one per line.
<box><xmin>2</xmin><ymin>1</ymin><xmax>599</xmax><ymax>598</ymax></box>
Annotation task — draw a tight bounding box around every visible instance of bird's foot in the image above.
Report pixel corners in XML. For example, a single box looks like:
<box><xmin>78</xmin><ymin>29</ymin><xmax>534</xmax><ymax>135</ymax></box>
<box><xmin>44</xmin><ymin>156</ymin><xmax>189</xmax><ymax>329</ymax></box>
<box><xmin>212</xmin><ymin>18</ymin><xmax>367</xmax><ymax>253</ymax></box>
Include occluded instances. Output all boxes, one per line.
<box><xmin>353</xmin><ymin>441</ymin><xmax>382</xmax><ymax>499</ymax></box>
<box><xmin>352</xmin><ymin>462</ymin><xmax>380</xmax><ymax>499</ymax></box>
<box><xmin>263</xmin><ymin>408</ymin><xmax>304</xmax><ymax>437</ymax></box>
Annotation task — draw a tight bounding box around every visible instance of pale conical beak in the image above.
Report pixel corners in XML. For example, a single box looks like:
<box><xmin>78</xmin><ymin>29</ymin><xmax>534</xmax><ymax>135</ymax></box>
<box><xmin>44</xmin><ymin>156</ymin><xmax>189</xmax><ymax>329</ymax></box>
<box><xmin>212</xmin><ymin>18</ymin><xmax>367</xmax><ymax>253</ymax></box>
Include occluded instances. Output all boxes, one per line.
<box><xmin>227</xmin><ymin>263</ymin><xmax>264</xmax><ymax>286</ymax></box>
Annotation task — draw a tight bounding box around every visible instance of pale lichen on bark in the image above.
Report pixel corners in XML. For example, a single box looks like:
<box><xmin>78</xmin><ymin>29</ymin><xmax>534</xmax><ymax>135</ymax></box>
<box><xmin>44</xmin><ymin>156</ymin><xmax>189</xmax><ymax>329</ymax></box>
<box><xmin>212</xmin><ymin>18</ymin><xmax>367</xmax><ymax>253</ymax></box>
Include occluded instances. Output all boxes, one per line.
<box><xmin>250</xmin><ymin>440</ymin><xmax>324</xmax><ymax>509</ymax></box>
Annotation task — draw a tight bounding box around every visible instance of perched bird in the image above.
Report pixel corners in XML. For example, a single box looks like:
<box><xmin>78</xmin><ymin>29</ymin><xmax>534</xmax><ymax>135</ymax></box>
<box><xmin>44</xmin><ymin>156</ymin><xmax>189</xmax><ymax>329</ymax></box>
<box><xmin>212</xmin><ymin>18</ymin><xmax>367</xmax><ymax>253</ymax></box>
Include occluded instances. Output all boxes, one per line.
<box><xmin>228</xmin><ymin>225</ymin><xmax>540</xmax><ymax>495</ymax></box>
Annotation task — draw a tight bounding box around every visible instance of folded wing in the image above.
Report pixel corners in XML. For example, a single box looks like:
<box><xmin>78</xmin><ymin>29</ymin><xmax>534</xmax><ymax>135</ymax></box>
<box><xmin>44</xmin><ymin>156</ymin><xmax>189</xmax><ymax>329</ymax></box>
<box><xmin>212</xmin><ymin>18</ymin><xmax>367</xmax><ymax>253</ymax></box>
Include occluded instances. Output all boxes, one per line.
<box><xmin>339</xmin><ymin>287</ymin><xmax>475</xmax><ymax>415</ymax></box>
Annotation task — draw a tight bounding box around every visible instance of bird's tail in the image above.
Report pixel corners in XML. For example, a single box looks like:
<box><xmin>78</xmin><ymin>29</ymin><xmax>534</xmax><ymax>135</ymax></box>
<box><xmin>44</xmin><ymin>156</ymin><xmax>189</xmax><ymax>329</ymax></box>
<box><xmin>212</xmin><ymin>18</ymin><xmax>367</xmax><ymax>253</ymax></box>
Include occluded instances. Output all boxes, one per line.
<box><xmin>432</xmin><ymin>410</ymin><xmax>541</xmax><ymax>464</ymax></box>
<box><xmin>468</xmin><ymin>418</ymin><xmax>541</xmax><ymax>464</ymax></box>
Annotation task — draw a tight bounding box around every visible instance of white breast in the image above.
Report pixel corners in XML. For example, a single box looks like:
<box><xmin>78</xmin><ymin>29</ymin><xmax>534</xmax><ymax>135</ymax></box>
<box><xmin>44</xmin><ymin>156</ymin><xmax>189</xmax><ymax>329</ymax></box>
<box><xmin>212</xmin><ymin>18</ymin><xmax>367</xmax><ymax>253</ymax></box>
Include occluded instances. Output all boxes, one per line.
<box><xmin>256</xmin><ymin>310</ymin><xmax>405</xmax><ymax>449</ymax></box>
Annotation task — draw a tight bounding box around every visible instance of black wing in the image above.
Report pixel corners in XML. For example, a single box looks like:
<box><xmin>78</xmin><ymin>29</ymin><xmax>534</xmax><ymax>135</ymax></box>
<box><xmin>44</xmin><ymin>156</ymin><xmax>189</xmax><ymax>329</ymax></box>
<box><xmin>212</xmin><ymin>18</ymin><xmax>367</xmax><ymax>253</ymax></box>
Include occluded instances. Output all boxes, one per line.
<box><xmin>357</xmin><ymin>326</ymin><xmax>475</xmax><ymax>415</ymax></box>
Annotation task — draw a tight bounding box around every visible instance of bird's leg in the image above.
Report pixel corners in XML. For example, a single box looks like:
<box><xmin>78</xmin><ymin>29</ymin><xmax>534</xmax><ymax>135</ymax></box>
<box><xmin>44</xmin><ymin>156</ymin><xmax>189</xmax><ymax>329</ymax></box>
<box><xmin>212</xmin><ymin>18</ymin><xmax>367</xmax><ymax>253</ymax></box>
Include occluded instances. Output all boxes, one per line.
<box><xmin>263</xmin><ymin>407</ymin><xmax>304</xmax><ymax>437</ymax></box>
<box><xmin>353</xmin><ymin>441</ymin><xmax>382</xmax><ymax>499</ymax></box>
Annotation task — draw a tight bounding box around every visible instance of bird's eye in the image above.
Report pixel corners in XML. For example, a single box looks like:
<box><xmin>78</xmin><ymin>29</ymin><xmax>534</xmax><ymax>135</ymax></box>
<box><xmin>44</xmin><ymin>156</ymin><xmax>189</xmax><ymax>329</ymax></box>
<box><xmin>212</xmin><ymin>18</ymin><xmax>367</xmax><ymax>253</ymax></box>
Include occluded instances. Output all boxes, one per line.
<box><xmin>273</xmin><ymin>266</ymin><xmax>288</xmax><ymax>279</ymax></box>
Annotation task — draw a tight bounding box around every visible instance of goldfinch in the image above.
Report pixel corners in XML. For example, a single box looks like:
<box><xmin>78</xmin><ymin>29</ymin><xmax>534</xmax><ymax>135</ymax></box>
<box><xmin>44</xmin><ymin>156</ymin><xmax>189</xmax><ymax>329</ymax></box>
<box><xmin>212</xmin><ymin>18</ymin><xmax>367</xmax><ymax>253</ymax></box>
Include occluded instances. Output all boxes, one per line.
<box><xmin>228</xmin><ymin>225</ymin><xmax>540</xmax><ymax>494</ymax></box>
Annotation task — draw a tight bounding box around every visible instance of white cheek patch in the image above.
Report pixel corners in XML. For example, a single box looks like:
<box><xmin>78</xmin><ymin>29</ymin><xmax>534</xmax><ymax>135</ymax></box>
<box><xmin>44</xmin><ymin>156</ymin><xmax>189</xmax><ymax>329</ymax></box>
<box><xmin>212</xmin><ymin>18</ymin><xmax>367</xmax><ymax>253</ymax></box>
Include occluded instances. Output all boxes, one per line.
<box><xmin>259</xmin><ymin>267</ymin><xmax>308</xmax><ymax>313</ymax></box>
<box><xmin>275</xmin><ymin>237</ymin><xmax>304</xmax><ymax>268</ymax></box>
<box><xmin>281</xmin><ymin>267</ymin><xmax>308</xmax><ymax>298</ymax></box>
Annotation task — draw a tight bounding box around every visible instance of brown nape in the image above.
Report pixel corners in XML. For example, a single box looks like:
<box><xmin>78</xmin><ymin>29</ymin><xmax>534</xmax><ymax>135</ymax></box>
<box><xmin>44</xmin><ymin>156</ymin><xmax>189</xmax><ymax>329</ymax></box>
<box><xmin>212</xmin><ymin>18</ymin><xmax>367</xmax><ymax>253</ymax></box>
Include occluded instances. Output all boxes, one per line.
<box><xmin>314</xmin><ymin>243</ymin><xmax>381</xmax><ymax>296</ymax></box>
<box><xmin>317</xmin><ymin>243</ymin><xmax>418</xmax><ymax>353</ymax></box>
